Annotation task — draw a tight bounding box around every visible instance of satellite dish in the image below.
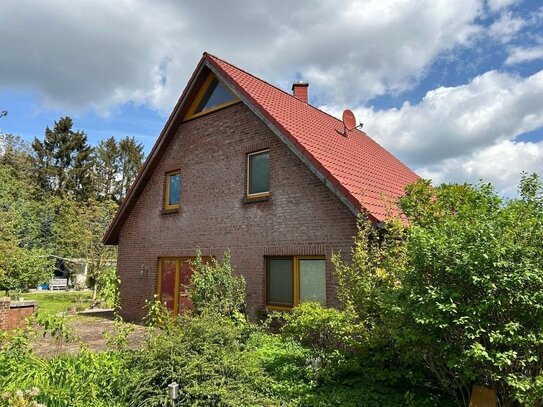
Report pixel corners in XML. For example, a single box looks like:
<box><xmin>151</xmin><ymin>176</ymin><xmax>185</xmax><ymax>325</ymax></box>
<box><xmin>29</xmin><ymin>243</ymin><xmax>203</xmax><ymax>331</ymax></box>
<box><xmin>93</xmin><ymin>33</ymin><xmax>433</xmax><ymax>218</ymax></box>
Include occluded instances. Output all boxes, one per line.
<box><xmin>342</xmin><ymin>109</ymin><xmax>356</xmax><ymax>132</ymax></box>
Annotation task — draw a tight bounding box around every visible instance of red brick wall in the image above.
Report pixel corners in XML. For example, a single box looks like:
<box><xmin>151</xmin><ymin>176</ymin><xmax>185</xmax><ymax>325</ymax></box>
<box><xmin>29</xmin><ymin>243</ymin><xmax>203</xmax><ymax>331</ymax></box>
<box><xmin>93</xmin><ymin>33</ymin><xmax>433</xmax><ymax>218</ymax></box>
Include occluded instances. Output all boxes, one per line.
<box><xmin>117</xmin><ymin>103</ymin><xmax>357</xmax><ymax>322</ymax></box>
<box><xmin>0</xmin><ymin>298</ymin><xmax>8</xmax><ymax>330</ymax></box>
<box><xmin>0</xmin><ymin>298</ymin><xmax>37</xmax><ymax>330</ymax></box>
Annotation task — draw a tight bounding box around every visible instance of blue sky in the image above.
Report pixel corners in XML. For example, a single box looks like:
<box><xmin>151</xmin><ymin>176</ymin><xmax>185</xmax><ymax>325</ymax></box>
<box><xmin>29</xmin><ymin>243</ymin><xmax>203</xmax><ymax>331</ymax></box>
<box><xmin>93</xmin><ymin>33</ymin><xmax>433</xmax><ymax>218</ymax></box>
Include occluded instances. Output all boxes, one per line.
<box><xmin>0</xmin><ymin>0</ymin><xmax>542</xmax><ymax>195</ymax></box>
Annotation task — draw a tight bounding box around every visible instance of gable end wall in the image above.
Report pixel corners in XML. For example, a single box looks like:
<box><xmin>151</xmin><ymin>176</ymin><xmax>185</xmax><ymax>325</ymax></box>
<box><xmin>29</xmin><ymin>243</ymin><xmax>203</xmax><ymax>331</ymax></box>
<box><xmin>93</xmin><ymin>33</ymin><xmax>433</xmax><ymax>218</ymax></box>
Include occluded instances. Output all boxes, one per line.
<box><xmin>117</xmin><ymin>103</ymin><xmax>357</xmax><ymax>321</ymax></box>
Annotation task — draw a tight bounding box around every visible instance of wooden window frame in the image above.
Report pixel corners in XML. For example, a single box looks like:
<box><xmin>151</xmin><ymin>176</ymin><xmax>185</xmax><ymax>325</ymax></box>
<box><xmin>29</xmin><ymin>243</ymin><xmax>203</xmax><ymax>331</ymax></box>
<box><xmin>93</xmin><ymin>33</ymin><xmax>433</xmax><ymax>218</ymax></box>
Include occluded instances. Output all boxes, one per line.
<box><xmin>266</xmin><ymin>255</ymin><xmax>326</xmax><ymax>311</ymax></box>
<box><xmin>246</xmin><ymin>149</ymin><xmax>270</xmax><ymax>199</ymax></box>
<box><xmin>164</xmin><ymin>170</ymin><xmax>181</xmax><ymax>211</ymax></box>
<box><xmin>184</xmin><ymin>72</ymin><xmax>240</xmax><ymax>120</ymax></box>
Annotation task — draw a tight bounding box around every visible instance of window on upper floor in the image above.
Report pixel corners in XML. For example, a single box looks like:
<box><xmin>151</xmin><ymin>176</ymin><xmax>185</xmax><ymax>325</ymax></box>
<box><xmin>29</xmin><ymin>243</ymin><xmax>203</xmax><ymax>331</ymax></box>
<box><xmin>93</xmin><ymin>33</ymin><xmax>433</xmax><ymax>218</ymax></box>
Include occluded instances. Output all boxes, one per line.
<box><xmin>165</xmin><ymin>170</ymin><xmax>181</xmax><ymax>211</ymax></box>
<box><xmin>267</xmin><ymin>256</ymin><xmax>326</xmax><ymax>309</ymax></box>
<box><xmin>247</xmin><ymin>149</ymin><xmax>270</xmax><ymax>197</ymax></box>
<box><xmin>185</xmin><ymin>73</ymin><xmax>239</xmax><ymax>120</ymax></box>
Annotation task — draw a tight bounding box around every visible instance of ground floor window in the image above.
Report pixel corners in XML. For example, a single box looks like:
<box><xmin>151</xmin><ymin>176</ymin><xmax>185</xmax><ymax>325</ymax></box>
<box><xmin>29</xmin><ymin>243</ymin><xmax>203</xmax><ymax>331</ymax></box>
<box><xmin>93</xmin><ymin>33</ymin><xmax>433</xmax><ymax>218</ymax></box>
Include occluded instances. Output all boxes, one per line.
<box><xmin>266</xmin><ymin>256</ymin><xmax>326</xmax><ymax>309</ymax></box>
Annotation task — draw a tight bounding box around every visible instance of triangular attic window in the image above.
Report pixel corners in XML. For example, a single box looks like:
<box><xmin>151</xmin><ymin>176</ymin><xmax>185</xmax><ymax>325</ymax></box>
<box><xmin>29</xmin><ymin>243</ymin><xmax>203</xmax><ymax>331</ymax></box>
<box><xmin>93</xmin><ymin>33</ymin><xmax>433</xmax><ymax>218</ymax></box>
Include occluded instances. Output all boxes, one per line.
<box><xmin>185</xmin><ymin>73</ymin><xmax>238</xmax><ymax>119</ymax></box>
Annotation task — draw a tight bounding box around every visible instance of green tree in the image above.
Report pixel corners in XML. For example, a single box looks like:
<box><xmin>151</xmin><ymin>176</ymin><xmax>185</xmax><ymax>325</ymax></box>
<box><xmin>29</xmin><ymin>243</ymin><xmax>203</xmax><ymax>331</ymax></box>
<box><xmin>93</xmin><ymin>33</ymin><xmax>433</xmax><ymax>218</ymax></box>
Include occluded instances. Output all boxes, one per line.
<box><xmin>0</xmin><ymin>133</ymin><xmax>34</xmax><ymax>180</ymax></box>
<box><xmin>94</xmin><ymin>136</ymin><xmax>119</xmax><ymax>201</ymax></box>
<box><xmin>396</xmin><ymin>175</ymin><xmax>543</xmax><ymax>406</ymax></box>
<box><xmin>117</xmin><ymin>136</ymin><xmax>144</xmax><ymax>202</ymax></box>
<box><xmin>32</xmin><ymin>117</ymin><xmax>95</xmax><ymax>201</ymax></box>
<box><xmin>0</xmin><ymin>164</ymin><xmax>54</xmax><ymax>292</ymax></box>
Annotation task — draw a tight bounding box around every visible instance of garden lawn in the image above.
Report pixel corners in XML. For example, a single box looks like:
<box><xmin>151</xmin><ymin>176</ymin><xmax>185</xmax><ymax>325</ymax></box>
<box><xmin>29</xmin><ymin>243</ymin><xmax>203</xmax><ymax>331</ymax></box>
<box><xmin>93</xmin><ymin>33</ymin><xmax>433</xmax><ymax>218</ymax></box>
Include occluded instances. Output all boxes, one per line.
<box><xmin>22</xmin><ymin>291</ymin><xmax>93</xmax><ymax>316</ymax></box>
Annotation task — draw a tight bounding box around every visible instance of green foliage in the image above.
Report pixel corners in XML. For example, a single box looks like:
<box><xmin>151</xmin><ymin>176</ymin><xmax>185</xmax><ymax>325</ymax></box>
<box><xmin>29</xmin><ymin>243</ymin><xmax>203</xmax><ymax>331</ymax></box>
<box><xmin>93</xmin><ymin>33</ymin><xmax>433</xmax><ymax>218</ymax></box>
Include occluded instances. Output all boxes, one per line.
<box><xmin>95</xmin><ymin>135</ymin><xmax>144</xmax><ymax>202</ymax></box>
<box><xmin>117</xmin><ymin>136</ymin><xmax>145</xmax><ymax>202</ymax></box>
<box><xmin>143</xmin><ymin>294</ymin><xmax>176</xmax><ymax>330</ymax></box>
<box><xmin>280</xmin><ymin>302</ymin><xmax>361</xmax><ymax>355</ymax></box>
<box><xmin>125</xmin><ymin>312</ymin><xmax>278</xmax><ymax>406</ymax></box>
<box><xmin>32</xmin><ymin>117</ymin><xmax>95</xmax><ymax>201</ymax></box>
<box><xmin>97</xmin><ymin>266</ymin><xmax>119</xmax><ymax>308</ymax></box>
<box><xmin>396</xmin><ymin>174</ymin><xmax>543</xmax><ymax>405</ymax></box>
<box><xmin>333</xmin><ymin>216</ymin><xmax>407</xmax><ymax>345</ymax></box>
<box><xmin>189</xmin><ymin>250</ymin><xmax>246</xmax><ymax>317</ymax></box>
<box><xmin>0</xmin><ymin>246</ymin><xmax>54</xmax><ymax>292</ymax></box>
<box><xmin>254</xmin><ymin>332</ymin><xmax>447</xmax><ymax>407</ymax></box>
<box><xmin>0</xmin><ymin>320</ymin><xmax>129</xmax><ymax>407</ymax></box>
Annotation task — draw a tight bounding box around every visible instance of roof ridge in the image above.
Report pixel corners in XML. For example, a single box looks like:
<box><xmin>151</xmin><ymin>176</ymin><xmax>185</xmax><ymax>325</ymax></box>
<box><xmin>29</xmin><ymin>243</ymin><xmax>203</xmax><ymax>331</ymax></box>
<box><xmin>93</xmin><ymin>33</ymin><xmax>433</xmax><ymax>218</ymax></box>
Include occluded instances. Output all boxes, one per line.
<box><xmin>205</xmin><ymin>52</ymin><xmax>373</xmax><ymax>138</ymax></box>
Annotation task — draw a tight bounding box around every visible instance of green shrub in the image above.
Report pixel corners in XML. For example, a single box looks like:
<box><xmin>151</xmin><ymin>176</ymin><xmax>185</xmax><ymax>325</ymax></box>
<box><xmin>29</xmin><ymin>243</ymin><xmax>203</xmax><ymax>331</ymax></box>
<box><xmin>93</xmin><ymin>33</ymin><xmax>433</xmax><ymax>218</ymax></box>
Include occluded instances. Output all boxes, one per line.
<box><xmin>397</xmin><ymin>175</ymin><xmax>543</xmax><ymax>405</ymax></box>
<box><xmin>189</xmin><ymin>250</ymin><xmax>246</xmax><ymax>317</ymax></box>
<box><xmin>96</xmin><ymin>266</ymin><xmax>119</xmax><ymax>308</ymax></box>
<box><xmin>125</xmin><ymin>312</ymin><xmax>278</xmax><ymax>406</ymax></box>
<box><xmin>280</xmin><ymin>302</ymin><xmax>361</xmax><ymax>355</ymax></box>
<box><xmin>254</xmin><ymin>332</ymin><xmax>449</xmax><ymax>407</ymax></box>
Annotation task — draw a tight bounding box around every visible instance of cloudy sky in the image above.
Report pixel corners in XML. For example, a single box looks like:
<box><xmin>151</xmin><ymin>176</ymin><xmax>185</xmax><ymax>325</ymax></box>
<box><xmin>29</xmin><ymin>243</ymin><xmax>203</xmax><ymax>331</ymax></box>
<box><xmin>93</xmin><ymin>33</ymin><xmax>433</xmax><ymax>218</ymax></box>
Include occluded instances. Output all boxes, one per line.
<box><xmin>0</xmin><ymin>0</ymin><xmax>542</xmax><ymax>196</ymax></box>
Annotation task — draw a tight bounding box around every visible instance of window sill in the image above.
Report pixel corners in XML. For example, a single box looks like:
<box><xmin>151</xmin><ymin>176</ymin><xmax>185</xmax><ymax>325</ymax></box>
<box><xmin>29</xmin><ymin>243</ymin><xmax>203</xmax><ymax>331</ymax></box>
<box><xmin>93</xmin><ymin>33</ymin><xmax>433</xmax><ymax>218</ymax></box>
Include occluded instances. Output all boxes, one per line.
<box><xmin>243</xmin><ymin>193</ymin><xmax>271</xmax><ymax>204</ymax></box>
<box><xmin>266</xmin><ymin>305</ymin><xmax>293</xmax><ymax>312</ymax></box>
<box><xmin>161</xmin><ymin>208</ymin><xmax>179</xmax><ymax>215</ymax></box>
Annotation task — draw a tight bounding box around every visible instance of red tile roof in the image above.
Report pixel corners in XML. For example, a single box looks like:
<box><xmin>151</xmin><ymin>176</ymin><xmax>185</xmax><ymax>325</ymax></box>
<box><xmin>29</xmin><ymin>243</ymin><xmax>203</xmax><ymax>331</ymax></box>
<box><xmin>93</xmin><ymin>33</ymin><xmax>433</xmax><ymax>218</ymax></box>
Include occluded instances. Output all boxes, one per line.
<box><xmin>206</xmin><ymin>53</ymin><xmax>419</xmax><ymax>222</ymax></box>
<box><xmin>103</xmin><ymin>53</ymin><xmax>418</xmax><ymax>244</ymax></box>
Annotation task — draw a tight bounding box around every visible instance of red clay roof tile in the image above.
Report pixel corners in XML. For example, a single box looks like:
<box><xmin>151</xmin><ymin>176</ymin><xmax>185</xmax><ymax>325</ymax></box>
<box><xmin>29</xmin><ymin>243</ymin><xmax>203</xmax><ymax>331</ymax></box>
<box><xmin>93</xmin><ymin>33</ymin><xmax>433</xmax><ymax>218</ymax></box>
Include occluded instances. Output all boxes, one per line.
<box><xmin>103</xmin><ymin>53</ymin><xmax>419</xmax><ymax>244</ymax></box>
<box><xmin>206</xmin><ymin>53</ymin><xmax>419</xmax><ymax>221</ymax></box>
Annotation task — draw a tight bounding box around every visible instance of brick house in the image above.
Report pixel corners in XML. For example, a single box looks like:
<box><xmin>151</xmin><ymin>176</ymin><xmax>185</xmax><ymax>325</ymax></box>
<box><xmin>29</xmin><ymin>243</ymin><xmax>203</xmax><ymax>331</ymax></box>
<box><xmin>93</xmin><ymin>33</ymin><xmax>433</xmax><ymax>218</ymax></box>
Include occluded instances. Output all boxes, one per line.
<box><xmin>103</xmin><ymin>53</ymin><xmax>419</xmax><ymax>322</ymax></box>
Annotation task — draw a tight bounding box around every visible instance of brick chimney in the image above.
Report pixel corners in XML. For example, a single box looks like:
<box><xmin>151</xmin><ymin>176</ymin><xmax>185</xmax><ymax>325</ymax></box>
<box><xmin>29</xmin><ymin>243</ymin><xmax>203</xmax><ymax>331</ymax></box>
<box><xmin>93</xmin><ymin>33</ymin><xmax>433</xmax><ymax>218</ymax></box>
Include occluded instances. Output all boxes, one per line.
<box><xmin>292</xmin><ymin>81</ymin><xmax>309</xmax><ymax>103</ymax></box>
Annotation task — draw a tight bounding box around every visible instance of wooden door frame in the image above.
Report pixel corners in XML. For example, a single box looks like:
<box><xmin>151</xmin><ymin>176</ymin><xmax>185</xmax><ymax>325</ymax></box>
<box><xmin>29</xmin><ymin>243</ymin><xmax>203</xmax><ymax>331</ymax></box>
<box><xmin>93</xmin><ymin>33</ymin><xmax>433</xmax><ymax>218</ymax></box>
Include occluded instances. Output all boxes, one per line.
<box><xmin>157</xmin><ymin>256</ymin><xmax>212</xmax><ymax>314</ymax></box>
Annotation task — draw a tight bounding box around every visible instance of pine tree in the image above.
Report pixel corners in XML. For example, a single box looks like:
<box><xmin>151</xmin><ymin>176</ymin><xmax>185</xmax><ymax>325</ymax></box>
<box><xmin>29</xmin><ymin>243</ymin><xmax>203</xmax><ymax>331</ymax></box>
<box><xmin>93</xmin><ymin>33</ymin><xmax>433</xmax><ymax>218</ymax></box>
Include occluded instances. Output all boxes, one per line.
<box><xmin>117</xmin><ymin>136</ymin><xmax>144</xmax><ymax>202</ymax></box>
<box><xmin>95</xmin><ymin>136</ymin><xmax>119</xmax><ymax>200</ymax></box>
<box><xmin>32</xmin><ymin>117</ymin><xmax>95</xmax><ymax>201</ymax></box>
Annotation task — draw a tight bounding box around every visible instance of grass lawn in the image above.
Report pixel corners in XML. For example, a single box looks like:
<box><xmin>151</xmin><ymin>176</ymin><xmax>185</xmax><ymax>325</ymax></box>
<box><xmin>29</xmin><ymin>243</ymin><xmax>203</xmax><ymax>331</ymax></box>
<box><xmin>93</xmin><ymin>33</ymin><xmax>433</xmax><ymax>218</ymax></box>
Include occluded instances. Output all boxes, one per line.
<box><xmin>22</xmin><ymin>291</ymin><xmax>93</xmax><ymax>316</ymax></box>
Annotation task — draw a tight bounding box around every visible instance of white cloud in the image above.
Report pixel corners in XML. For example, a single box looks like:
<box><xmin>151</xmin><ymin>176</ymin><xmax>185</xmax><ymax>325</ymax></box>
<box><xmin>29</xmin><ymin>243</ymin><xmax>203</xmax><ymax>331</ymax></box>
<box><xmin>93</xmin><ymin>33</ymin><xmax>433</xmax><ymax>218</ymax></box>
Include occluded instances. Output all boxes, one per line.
<box><xmin>417</xmin><ymin>140</ymin><xmax>543</xmax><ymax>196</ymax></box>
<box><xmin>321</xmin><ymin>69</ymin><xmax>543</xmax><ymax>194</ymax></box>
<box><xmin>324</xmin><ymin>69</ymin><xmax>543</xmax><ymax>166</ymax></box>
<box><xmin>488</xmin><ymin>11</ymin><xmax>526</xmax><ymax>42</ymax></box>
<box><xmin>486</xmin><ymin>0</ymin><xmax>520</xmax><ymax>13</ymax></box>
<box><xmin>0</xmin><ymin>0</ymin><xmax>485</xmax><ymax>113</ymax></box>
<box><xmin>506</xmin><ymin>45</ymin><xmax>543</xmax><ymax>64</ymax></box>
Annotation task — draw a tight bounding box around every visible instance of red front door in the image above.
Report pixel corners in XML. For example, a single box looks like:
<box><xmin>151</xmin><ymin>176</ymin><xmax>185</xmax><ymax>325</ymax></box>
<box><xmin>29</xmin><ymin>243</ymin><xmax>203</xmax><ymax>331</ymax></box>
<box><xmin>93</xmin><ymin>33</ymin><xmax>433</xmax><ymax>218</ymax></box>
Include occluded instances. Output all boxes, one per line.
<box><xmin>158</xmin><ymin>257</ymin><xmax>210</xmax><ymax>314</ymax></box>
<box><xmin>177</xmin><ymin>260</ymin><xmax>194</xmax><ymax>314</ymax></box>
<box><xmin>159</xmin><ymin>259</ymin><xmax>177</xmax><ymax>311</ymax></box>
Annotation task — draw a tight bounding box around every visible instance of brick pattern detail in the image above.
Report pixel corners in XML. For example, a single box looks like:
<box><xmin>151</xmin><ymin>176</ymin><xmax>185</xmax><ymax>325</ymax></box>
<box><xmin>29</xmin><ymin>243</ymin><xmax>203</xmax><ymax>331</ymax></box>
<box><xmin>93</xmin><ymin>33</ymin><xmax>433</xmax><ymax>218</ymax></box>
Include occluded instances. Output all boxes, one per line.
<box><xmin>0</xmin><ymin>298</ymin><xmax>37</xmax><ymax>330</ymax></box>
<box><xmin>0</xmin><ymin>298</ymin><xmax>9</xmax><ymax>330</ymax></box>
<box><xmin>117</xmin><ymin>103</ymin><xmax>357</xmax><ymax>322</ymax></box>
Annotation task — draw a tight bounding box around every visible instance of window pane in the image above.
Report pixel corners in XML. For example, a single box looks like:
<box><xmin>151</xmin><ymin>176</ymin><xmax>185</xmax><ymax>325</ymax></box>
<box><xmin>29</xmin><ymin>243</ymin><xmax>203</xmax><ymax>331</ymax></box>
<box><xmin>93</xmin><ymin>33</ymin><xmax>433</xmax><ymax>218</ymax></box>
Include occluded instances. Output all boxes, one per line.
<box><xmin>195</xmin><ymin>78</ymin><xmax>236</xmax><ymax>113</ymax></box>
<box><xmin>268</xmin><ymin>258</ymin><xmax>293</xmax><ymax>306</ymax></box>
<box><xmin>299</xmin><ymin>259</ymin><xmax>326</xmax><ymax>305</ymax></box>
<box><xmin>168</xmin><ymin>174</ymin><xmax>180</xmax><ymax>206</ymax></box>
<box><xmin>249</xmin><ymin>151</ymin><xmax>269</xmax><ymax>194</ymax></box>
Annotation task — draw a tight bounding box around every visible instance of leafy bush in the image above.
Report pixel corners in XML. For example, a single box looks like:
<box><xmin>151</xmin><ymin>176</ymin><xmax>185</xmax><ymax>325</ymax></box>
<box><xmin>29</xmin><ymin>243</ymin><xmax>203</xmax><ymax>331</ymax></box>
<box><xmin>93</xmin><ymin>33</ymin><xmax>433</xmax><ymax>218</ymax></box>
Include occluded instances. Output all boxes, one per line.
<box><xmin>254</xmin><ymin>332</ymin><xmax>448</xmax><ymax>407</ymax></box>
<box><xmin>0</xmin><ymin>246</ymin><xmax>54</xmax><ymax>292</ymax></box>
<box><xmin>125</xmin><ymin>312</ymin><xmax>278</xmax><ymax>406</ymax></box>
<box><xmin>96</xmin><ymin>266</ymin><xmax>119</xmax><ymax>308</ymax></box>
<box><xmin>189</xmin><ymin>250</ymin><xmax>246</xmax><ymax>317</ymax></box>
<box><xmin>396</xmin><ymin>174</ymin><xmax>543</xmax><ymax>405</ymax></box>
<box><xmin>280</xmin><ymin>302</ymin><xmax>361</xmax><ymax>355</ymax></box>
<box><xmin>333</xmin><ymin>215</ymin><xmax>407</xmax><ymax>347</ymax></box>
